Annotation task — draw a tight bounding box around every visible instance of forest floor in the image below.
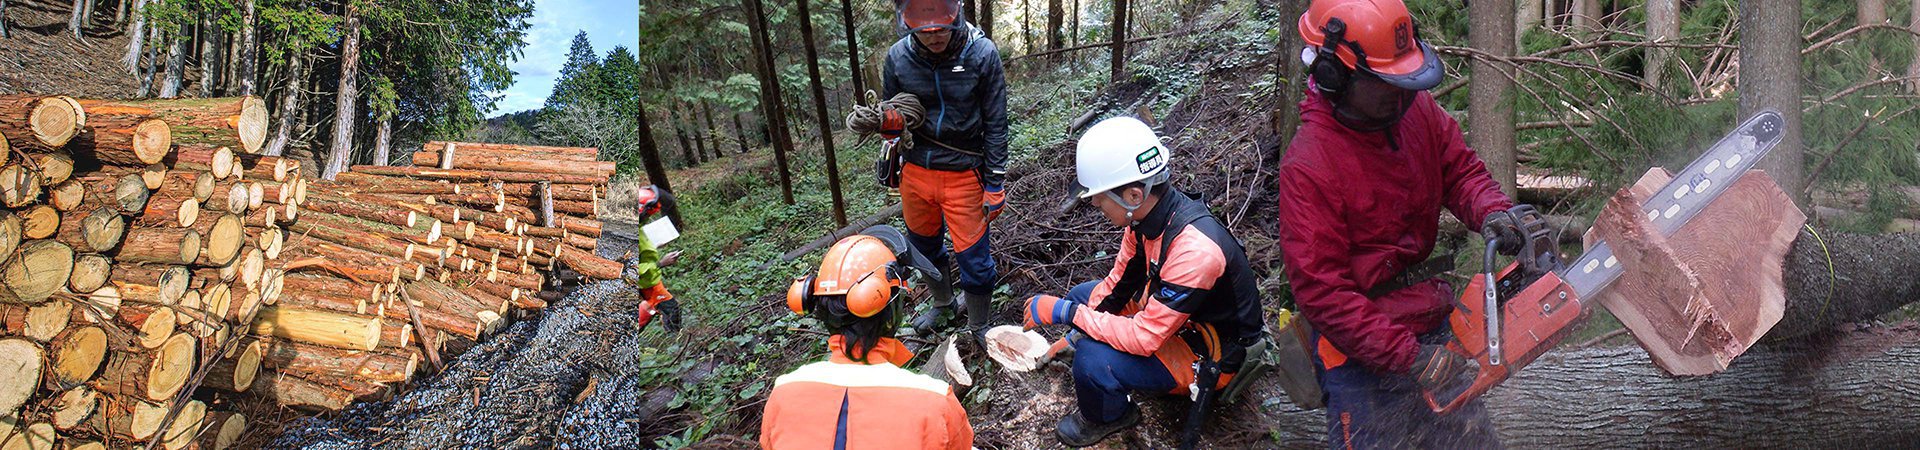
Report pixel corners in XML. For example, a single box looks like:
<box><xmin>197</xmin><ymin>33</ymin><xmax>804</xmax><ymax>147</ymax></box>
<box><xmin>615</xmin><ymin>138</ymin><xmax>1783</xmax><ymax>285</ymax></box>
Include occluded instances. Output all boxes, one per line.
<box><xmin>0</xmin><ymin>0</ymin><xmax>142</xmax><ymax>97</ymax></box>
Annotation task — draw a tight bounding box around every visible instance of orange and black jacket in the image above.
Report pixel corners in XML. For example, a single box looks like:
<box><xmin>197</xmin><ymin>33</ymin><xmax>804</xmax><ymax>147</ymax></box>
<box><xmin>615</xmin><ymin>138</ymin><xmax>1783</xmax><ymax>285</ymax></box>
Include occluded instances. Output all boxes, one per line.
<box><xmin>760</xmin><ymin>336</ymin><xmax>973</xmax><ymax>449</ymax></box>
<box><xmin>881</xmin><ymin>24</ymin><xmax>1009</xmax><ymax>186</ymax></box>
<box><xmin>1071</xmin><ymin>188</ymin><xmax>1266</xmax><ymax>371</ymax></box>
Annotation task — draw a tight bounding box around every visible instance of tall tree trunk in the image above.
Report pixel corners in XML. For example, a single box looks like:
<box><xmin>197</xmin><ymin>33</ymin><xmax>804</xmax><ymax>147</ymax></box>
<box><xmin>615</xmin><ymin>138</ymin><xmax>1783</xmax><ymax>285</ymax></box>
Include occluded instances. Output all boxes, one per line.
<box><xmin>1470</xmin><ymin>0</ymin><xmax>1517</xmax><ymax>198</ymax></box>
<box><xmin>669</xmin><ymin>106</ymin><xmax>694</xmax><ymax>167</ymax></box>
<box><xmin>370</xmin><ymin>117</ymin><xmax>391</xmax><ymax>166</ymax></box>
<box><xmin>198</xmin><ymin>15</ymin><xmax>222</xmax><ymax>98</ymax></box>
<box><xmin>236</xmin><ymin>0</ymin><xmax>259</xmax><ymax>96</ymax></box>
<box><xmin>701</xmin><ymin>100</ymin><xmax>722</xmax><ymax>161</ymax></box>
<box><xmin>1644</xmin><ymin>0</ymin><xmax>1678</xmax><ymax>91</ymax></box>
<box><xmin>732</xmin><ymin>112</ymin><xmax>750</xmax><ymax>154</ymax></box>
<box><xmin>1516</xmin><ymin>0</ymin><xmax>1543</xmax><ymax>45</ymax></box>
<box><xmin>322</xmin><ymin>4</ymin><xmax>362</xmax><ymax>180</ymax></box>
<box><xmin>1268</xmin><ymin>0</ymin><xmax>1307</xmax><ymax>146</ymax></box>
<box><xmin>745</xmin><ymin>0</ymin><xmax>796</xmax><ymax>204</ymax></box>
<box><xmin>137</xmin><ymin>24</ymin><xmax>158</xmax><ymax>97</ymax></box>
<box><xmin>1738</xmin><ymin>0</ymin><xmax>1804</xmax><ymax>205</ymax></box>
<box><xmin>1571</xmin><ymin>0</ymin><xmax>1603</xmax><ymax>35</ymax></box>
<box><xmin>68</xmin><ymin>0</ymin><xmax>88</xmax><ymax>39</ymax></box>
<box><xmin>113</xmin><ymin>0</ymin><xmax>125</xmax><ymax>26</ymax></box>
<box><xmin>1046</xmin><ymin>0</ymin><xmax>1062</xmax><ymax>50</ymax></box>
<box><xmin>1022</xmin><ymin>0</ymin><xmax>1032</xmax><ymax>52</ymax></box>
<box><xmin>636</xmin><ymin>100</ymin><xmax>681</xmax><ymax>227</ymax></box>
<box><xmin>262</xmin><ymin>43</ymin><xmax>303</xmax><ymax>156</ymax></box>
<box><xmin>1858</xmin><ymin>0</ymin><xmax>1886</xmax><ymax>74</ymax></box>
<box><xmin>795</xmin><ymin>0</ymin><xmax>850</xmax><ymax>227</ymax></box>
<box><xmin>122</xmin><ymin>0</ymin><xmax>148</xmax><ymax>73</ymax></box>
<box><xmin>1</xmin><ymin>0</ymin><xmax>10</xmax><ymax>38</ymax></box>
<box><xmin>979</xmin><ymin>0</ymin><xmax>993</xmax><ymax>39</ymax></box>
<box><xmin>1070</xmin><ymin>0</ymin><xmax>1078</xmax><ymax>47</ymax></box>
<box><xmin>160</xmin><ymin>31</ymin><xmax>187</xmax><ymax>99</ymax></box>
<box><xmin>1109</xmin><ymin>0</ymin><xmax>1127</xmax><ymax>83</ymax></box>
<box><xmin>838</xmin><ymin>0</ymin><xmax>864</xmax><ymax>97</ymax></box>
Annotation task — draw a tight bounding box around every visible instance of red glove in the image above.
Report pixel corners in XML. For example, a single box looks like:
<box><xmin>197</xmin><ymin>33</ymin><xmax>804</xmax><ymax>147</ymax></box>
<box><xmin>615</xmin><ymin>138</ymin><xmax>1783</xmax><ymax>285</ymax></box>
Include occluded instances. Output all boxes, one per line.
<box><xmin>879</xmin><ymin>108</ymin><xmax>905</xmax><ymax>139</ymax></box>
<box><xmin>637</xmin><ymin>301</ymin><xmax>658</xmax><ymax>331</ymax></box>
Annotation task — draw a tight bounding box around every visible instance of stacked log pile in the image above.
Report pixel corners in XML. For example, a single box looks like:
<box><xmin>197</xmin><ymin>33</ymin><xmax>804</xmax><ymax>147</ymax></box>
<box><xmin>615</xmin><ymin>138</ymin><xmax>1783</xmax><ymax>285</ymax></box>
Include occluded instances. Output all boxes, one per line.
<box><xmin>0</xmin><ymin>94</ymin><xmax>620</xmax><ymax>448</ymax></box>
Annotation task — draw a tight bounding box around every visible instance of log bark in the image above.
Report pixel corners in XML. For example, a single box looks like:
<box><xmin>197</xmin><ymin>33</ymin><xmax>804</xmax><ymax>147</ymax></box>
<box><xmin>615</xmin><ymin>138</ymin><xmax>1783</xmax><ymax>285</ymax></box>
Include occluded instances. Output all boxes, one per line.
<box><xmin>113</xmin><ymin>302</ymin><xmax>176</xmax><ymax>349</ymax></box>
<box><xmin>237</xmin><ymin>153</ymin><xmax>293</xmax><ymax>181</ymax></box>
<box><xmin>1469</xmin><ymin>0</ymin><xmax>1517</xmax><ymax>198</ymax></box>
<box><xmin>83</xmin><ymin>97</ymin><xmax>268</xmax><ymax>154</ymax></box>
<box><xmin>47</xmin><ymin>180</ymin><xmax>86</xmax><ymax>211</ymax></box>
<box><xmin>0</xmin><ymin>164</ymin><xmax>41</xmax><ymax>208</ymax></box>
<box><xmin>1739</xmin><ymin>0</ymin><xmax>1805</xmax><ymax>204</ymax></box>
<box><xmin>303</xmin><ymin>192</ymin><xmax>416</xmax><ymax>228</ymax></box>
<box><xmin>0</xmin><ymin>212</ymin><xmax>15</xmax><ymax>264</ymax></box>
<box><xmin>322</xmin><ymin>5</ymin><xmax>362</xmax><ymax>180</ymax></box>
<box><xmin>338</xmin><ymin>172</ymin><xmax>461</xmax><ymax>195</ymax></box>
<box><xmin>0</xmin><ymin>95</ymin><xmax>84</xmax><ymax>148</ymax></box>
<box><xmin>55</xmin><ymin>206</ymin><xmax>124</xmax><ymax>253</ymax></box>
<box><xmin>139</xmin><ymin>184</ymin><xmax>199</xmax><ymax>228</ymax></box>
<box><xmin>203</xmin><ymin>337</ymin><xmax>263</xmax><ymax>392</ymax></box>
<box><xmin>116</xmin><ymin>226</ymin><xmax>200</xmax><ymax>265</ymax></box>
<box><xmin>404</xmin><ymin>150</ymin><xmax>615</xmax><ymax>178</ymax></box>
<box><xmin>1</xmin><ymin>300</ymin><xmax>72</xmax><ymax>341</ymax></box>
<box><xmin>67</xmin><ymin>253</ymin><xmax>113</xmax><ymax>294</ymax></box>
<box><xmin>261</xmin><ymin>338</ymin><xmax>417</xmax><ymax>384</ymax></box>
<box><xmin>349</xmin><ymin>165</ymin><xmax>608</xmax><ymax>185</ymax></box>
<box><xmin>94</xmin><ymin>331</ymin><xmax>195</xmax><ymax>402</ymax></box>
<box><xmin>249</xmin><ymin>305</ymin><xmax>384</xmax><ymax>351</ymax></box>
<box><xmin>198</xmin><ymin>411</ymin><xmax>246</xmax><ymax>450</ymax></box>
<box><xmin>85</xmin><ymin>392</ymin><xmax>168</xmax><ymax>442</ymax></box>
<box><xmin>78</xmin><ymin>172</ymin><xmax>149</xmax><ymax>214</ymax></box>
<box><xmin>3</xmin><ymin>240</ymin><xmax>75</xmax><ymax>304</ymax></box>
<box><xmin>252</xmin><ymin>370</ymin><xmax>384</xmax><ymax>411</ymax></box>
<box><xmin>32</xmin><ymin>151</ymin><xmax>74</xmax><ymax>185</ymax></box>
<box><xmin>557</xmin><ymin>244</ymin><xmax>620</xmax><ymax>280</ymax></box>
<box><xmin>66</xmin><ymin>104</ymin><xmax>171</xmax><ymax>167</ymax></box>
<box><xmin>420</xmin><ymin>141</ymin><xmax>599</xmax><ymax>161</ymax></box>
<box><xmin>44</xmin><ymin>386</ymin><xmax>98</xmax><ymax>432</ymax></box>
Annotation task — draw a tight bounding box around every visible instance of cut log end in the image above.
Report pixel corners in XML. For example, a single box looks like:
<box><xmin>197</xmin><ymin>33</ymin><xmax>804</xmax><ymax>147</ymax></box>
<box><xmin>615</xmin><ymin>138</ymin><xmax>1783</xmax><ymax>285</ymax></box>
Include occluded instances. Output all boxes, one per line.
<box><xmin>2</xmin><ymin>240</ymin><xmax>75</xmax><ymax>304</ymax></box>
<box><xmin>29</xmin><ymin>96</ymin><xmax>83</xmax><ymax>147</ymax></box>
<box><xmin>131</xmin><ymin>119</ymin><xmax>173</xmax><ymax>165</ymax></box>
<box><xmin>238</xmin><ymin>96</ymin><xmax>269</xmax><ymax>153</ymax></box>
<box><xmin>0</xmin><ymin>337</ymin><xmax>44</xmax><ymax>414</ymax></box>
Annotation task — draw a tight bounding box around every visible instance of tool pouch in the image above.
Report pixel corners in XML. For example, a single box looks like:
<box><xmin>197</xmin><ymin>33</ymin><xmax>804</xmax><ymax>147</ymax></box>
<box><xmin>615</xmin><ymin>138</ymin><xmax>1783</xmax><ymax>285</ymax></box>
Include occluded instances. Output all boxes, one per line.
<box><xmin>876</xmin><ymin>138</ymin><xmax>903</xmax><ymax>192</ymax></box>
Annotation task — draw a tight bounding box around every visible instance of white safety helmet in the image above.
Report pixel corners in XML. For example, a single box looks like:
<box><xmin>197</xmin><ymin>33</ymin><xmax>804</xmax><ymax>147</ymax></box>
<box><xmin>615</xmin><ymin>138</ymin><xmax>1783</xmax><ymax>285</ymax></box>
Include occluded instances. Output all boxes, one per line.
<box><xmin>1075</xmin><ymin>117</ymin><xmax>1171</xmax><ymax>212</ymax></box>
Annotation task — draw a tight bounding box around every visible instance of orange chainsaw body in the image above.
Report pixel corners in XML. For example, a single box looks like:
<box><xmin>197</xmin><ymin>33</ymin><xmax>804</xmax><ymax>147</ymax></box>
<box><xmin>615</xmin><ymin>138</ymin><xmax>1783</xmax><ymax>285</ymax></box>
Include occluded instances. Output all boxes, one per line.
<box><xmin>1425</xmin><ymin>263</ymin><xmax>1586</xmax><ymax>414</ymax></box>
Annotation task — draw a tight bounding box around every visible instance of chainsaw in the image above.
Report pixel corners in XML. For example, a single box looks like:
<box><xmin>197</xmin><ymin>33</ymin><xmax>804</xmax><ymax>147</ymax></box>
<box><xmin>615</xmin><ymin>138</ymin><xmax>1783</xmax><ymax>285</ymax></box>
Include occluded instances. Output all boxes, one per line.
<box><xmin>1423</xmin><ymin>110</ymin><xmax>1787</xmax><ymax>414</ymax></box>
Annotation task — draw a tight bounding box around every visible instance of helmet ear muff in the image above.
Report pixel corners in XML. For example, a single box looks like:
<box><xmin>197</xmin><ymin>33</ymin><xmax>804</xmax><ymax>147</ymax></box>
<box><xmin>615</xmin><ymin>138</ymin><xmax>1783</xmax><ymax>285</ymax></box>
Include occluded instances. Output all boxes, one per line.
<box><xmin>1311</xmin><ymin>17</ymin><xmax>1359</xmax><ymax>98</ymax></box>
<box><xmin>845</xmin><ymin>262</ymin><xmax>907</xmax><ymax>318</ymax></box>
<box><xmin>786</xmin><ymin>274</ymin><xmax>818</xmax><ymax>315</ymax></box>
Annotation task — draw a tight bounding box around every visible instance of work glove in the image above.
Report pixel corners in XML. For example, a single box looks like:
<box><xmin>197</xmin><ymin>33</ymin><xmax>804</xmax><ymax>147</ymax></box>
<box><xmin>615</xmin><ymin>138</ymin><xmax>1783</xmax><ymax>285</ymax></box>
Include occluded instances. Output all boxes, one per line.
<box><xmin>1481</xmin><ymin>206</ymin><xmax>1531</xmax><ymax>255</ymax></box>
<box><xmin>1412</xmin><ymin>344</ymin><xmax>1467</xmax><ymax>391</ymax></box>
<box><xmin>879</xmin><ymin>108</ymin><xmax>905</xmax><ymax>139</ymax></box>
<box><xmin>636</xmin><ymin>301</ymin><xmax>657</xmax><ymax>332</ymax></box>
<box><xmin>1024</xmin><ymin>294</ymin><xmax>1082</xmax><ymax>329</ymax></box>
<box><xmin>656</xmin><ymin>299</ymin><xmax>683</xmax><ymax>333</ymax></box>
<box><xmin>983</xmin><ymin>184</ymin><xmax>1006</xmax><ymax>222</ymax></box>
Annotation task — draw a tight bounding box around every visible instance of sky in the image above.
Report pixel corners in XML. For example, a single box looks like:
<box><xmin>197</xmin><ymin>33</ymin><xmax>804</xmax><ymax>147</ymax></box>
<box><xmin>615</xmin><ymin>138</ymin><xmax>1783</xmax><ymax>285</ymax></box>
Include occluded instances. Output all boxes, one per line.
<box><xmin>490</xmin><ymin>0</ymin><xmax>639</xmax><ymax>117</ymax></box>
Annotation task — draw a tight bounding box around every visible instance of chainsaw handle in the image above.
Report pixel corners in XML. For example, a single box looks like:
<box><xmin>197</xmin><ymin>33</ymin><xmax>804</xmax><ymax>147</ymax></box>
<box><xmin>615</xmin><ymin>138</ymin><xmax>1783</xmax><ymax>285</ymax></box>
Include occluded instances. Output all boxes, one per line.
<box><xmin>1420</xmin><ymin>350</ymin><xmax>1510</xmax><ymax>415</ymax></box>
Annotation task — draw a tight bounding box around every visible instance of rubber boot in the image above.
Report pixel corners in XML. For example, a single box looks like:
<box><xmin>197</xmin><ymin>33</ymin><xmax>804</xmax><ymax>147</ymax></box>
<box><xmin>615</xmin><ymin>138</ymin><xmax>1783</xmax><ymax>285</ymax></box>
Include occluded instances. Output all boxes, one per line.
<box><xmin>909</xmin><ymin>269</ymin><xmax>957</xmax><ymax>335</ymax></box>
<box><xmin>1056</xmin><ymin>405</ymin><xmax>1141</xmax><ymax>448</ymax></box>
<box><xmin>962</xmin><ymin>291</ymin><xmax>993</xmax><ymax>344</ymax></box>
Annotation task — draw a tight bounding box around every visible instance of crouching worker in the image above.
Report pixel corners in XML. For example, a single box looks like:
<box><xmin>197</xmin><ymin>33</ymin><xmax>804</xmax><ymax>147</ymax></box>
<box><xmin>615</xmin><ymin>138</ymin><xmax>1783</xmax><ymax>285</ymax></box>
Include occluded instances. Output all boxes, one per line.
<box><xmin>632</xmin><ymin>185</ymin><xmax>684</xmax><ymax>333</ymax></box>
<box><xmin>761</xmin><ymin>225</ymin><xmax>974</xmax><ymax>449</ymax></box>
<box><xmin>1022</xmin><ymin>117</ymin><xmax>1265</xmax><ymax>447</ymax></box>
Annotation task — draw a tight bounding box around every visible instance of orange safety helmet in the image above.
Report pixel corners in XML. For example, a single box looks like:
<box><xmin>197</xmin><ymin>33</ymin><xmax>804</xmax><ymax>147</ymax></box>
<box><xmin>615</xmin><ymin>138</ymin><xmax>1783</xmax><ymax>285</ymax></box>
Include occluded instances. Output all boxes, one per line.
<box><xmin>1297</xmin><ymin>0</ymin><xmax>1442</xmax><ymax>92</ymax></box>
<box><xmin>636</xmin><ymin>185</ymin><xmax>666</xmax><ymax>218</ymax></box>
<box><xmin>787</xmin><ymin>235</ymin><xmax>911</xmax><ymax>318</ymax></box>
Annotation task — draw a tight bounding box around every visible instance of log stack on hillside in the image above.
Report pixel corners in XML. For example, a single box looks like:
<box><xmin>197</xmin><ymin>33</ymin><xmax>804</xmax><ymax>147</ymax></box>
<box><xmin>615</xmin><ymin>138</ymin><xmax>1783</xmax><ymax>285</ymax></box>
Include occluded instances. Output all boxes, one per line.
<box><xmin>0</xmin><ymin>94</ymin><xmax>622</xmax><ymax>447</ymax></box>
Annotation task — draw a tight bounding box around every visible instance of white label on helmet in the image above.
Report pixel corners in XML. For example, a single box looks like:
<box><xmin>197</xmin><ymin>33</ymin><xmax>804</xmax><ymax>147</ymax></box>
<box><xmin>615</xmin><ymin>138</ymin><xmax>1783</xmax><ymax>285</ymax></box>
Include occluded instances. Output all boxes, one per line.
<box><xmin>1136</xmin><ymin>146</ymin><xmax>1164</xmax><ymax>174</ymax></box>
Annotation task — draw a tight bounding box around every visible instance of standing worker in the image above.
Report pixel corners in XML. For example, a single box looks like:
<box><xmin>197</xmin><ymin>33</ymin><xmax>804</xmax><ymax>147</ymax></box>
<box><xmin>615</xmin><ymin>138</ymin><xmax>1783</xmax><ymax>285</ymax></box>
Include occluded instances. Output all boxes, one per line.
<box><xmin>761</xmin><ymin>226</ymin><xmax>973</xmax><ymax>449</ymax></box>
<box><xmin>1022</xmin><ymin>117</ymin><xmax>1265</xmax><ymax>447</ymax></box>
<box><xmin>881</xmin><ymin>0</ymin><xmax>1011</xmax><ymax>340</ymax></box>
<box><xmin>632</xmin><ymin>185</ymin><xmax>683</xmax><ymax>333</ymax></box>
<box><xmin>1276</xmin><ymin>0</ymin><xmax>1535</xmax><ymax>447</ymax></box>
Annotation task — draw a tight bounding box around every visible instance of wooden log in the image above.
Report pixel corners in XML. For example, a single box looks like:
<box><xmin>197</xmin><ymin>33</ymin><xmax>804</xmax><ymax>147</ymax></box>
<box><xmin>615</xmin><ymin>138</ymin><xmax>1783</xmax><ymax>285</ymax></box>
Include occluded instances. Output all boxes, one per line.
<box><xmin>236</xmin><ymin>153</ymin><xmax>292</xmax><ymax>181</ymax></box>
<box><xmin>247</xmin><ymin>225</ymin><xmax>285</xmax><ymax>261</ymax></box>
<box><xmin>191</xmin><ymin>213</ymin><xmax>245</xmax><ymax>267</ymax></box>
<box><xmin>84</xmin><ymin>393</ymin><xmax>168</xmax><ymax>442</ymax></box>
<box><xmin>260</xmin><ymin>268</ymin><xmax>285</xmax><ymax>306</ymax></box>
<box><xmin>55</xmin><ymin>207</ymin><xmax>124</xmax><ymax>254</ymax></box>
<box><xmin>3</xmin><ymin>240</ymin><xmax>75</xmax><ymax>304</ymax></box>
<box><xmin>550</xmin><ymin>199</ymin><xmax>597</xmax><ymax>218</ymax></box>
<box><xmin>157</xmin><ymin>399</ymin><xmax>207</xmax><ymax>450</ymax></box>
<box><xmin>203</xmin><ymin>338</ymin><xmax>263</xmax><ymax>393</ymax></box>
<box><xmin>77</xmin><ymin>173</ymin><xmax>148</xmax><ymax>214</ymax></box>
<box><xmin>285</xmin><ymin>212</ymin><xmax>417</xmax><ymax>260</ymax></box>
<box><xmin>335</xmin><ymin>171</ymin><xmax>462</xmax><ymax>195</ymax></box>
<box><xmin>261</xmin><ymin>338</ymin><xmax>417</xmax><ymax>384</ymax></box>
<box><xmin>31</xmin><ymin>151</ymin><xmax>74</xmax><ymax>185</ymax></box>
<box><xmin>277</xmin><ymin>283</ymin><xmax>381</xmax><ymax>316</ymax></box>
<box><xmin>420</xmin><ymin>141</ymin><xmax>600</xmax><ymax>161</ymax></box>
<box><xmin>564</xmin><ymin>231</ymin><xmax>597</xmax><ymax>252</ymax></box>
<box><xmin>0</xmin><ymin>337</ymin><xmax>43</xmax><ymax>414</ymax></box>
<box><xmin>116</xmin><ymin>227</ymin><xmax>200</xmax><ymax>265</ymax></box>
<box><xmin>282</xmin><ymin>274</ymin><xmax>383</xmax><ymax>308</ymax></box>
<box><xmin>157</xmin><ymin>170</ymin><xmax>215</xmax><ymax>203</ymax></box>
<box><xmin>41</xmin><ymin>325</ymin><xmax>106</xmax><ymax>392</ymax></box>
<box><xmin>114</xmin><ymin>302</ymin><xmax>177</xmax><ymax>349</ymax></box>
<box><xmin>303</xmin><ymin>192</ymin><xmax>416</xmax><ymax>228</ymax></box>
<box><xmin>252</xmin><ymin>370</ymin><xmax>384</xmax><ymax>411</ymax></box>
<box><xmin>247</xmin><ymin>180</ymin><xmax>265</xmax><ymax>210</ymax></box>
<box><xmin>110</xmin><ymin>265</ymin><xmax>190</xmax><ymax>305</ymax></box>
<box><xmin>76</xmin><ymin>97</ymin><xmax>267</xmax><ymax>153</ymax></box>
<box><xmin>398</xmin><ymin>281</ymin><xmax>496</xmax><ymax>339</ymax></box>
<box><xmin>95</xmin><ymin>331</ymin><xmax>196</xmax><ymax>402</ymax></box>
<box><xmin>43</xmin><ymin>386</ymin><xmax>98</xmax><ymax>432</ymax></box>
<box><xmin>138</xmin><ymin>187</ymin><xmax>199</xmax><ymax>228</ymax></box>
<box><xmin>349</xmin><ymin>165</ymin><xmax>608</xmax><ymax>184</ymax></box>
<box><xmin>560</xmin><ymin>215</ymin><xmax>601</xmax><ymax>238</ymax></box>
<box><xmin>171</xmin><ymin>145</ymin><xmax>235</xmax><ymax>179</ymax></box>
<box><xmin>1</xmin><ymin>300</ymin><xmax>71</xmax><ymax>342</ymax></box>
<box><xmin>67</xmin><ymin>110</ymin><xmax>171</xmax><ymax>167</ymax></box>
<box><xmin>72</xmin><ymin>285</ymin><xmax>123</xmax><ymax>323</ymax></box>
<box><xmin>379</xmin><ymin>318</ymin><xmax>413</xmax><ymax>349</ymax></box>
<box><xmin>249</xmin><ymin>305</ymin><xmax>383</xmax><ymax>351</ymax></box>
<box><xmin>198</xmin><ymin>411</ymin><xmax>246</xmax><ymax>450</ymax></box>
<box><xmin>0</xmin><ymin>420</ymin><xmax>54</xmax><ymax>449</ymax></box>
<box><xmin>490</xmin><ymin>268</ymin><xmax>544</xmax><ymax>291</ymax></box>
<box><xmin>234</xmin><ymin>247</ymin><xmax>266</xmax><ymax>290</ymax></box>
<box><xmin>557</xmin><ymin>244</ymin><xmax>621</xmax><ymax>280</ymax></box>
<box><xmin>0</xmin><ymin>95</ymin><xmax>84</xmax><ymax>148</ymax></box>
<box><xmin>45</xmin><ymin>179</ymin><xmax>85</xmax><ymax>211</ymax></box>
<box><xmin>482</xmin><ymin>182</ymin><xmax>597</xmax><ymax>201</ymax></box>
<box><xmin>66</xmin><ymin>254</ymin><xmax>114</xmax><ymax>294</ymax></box>
<box><xmin>18</xmin><ymin>204</ymin><xmax>58</xmax><ymax>240</ymax></box>
<box><xmin>207</xmin><ymin>177</ymin><xmax>251</xmax><ymax>213</ymax></box>
<box><xmin>405</xmin><ymin>149</ymin><xmax>615</xmax><ymax>178</ymax></box>
<box><xmin>462</xmin><ymin>227</ymin><xmax>524</xmax><ymax>257</ymax></box>
<box><xmin>0</xmin><ymin>164</ymin><xmax>42</xmax><ymax>208</ymax></box>
<box><xmin>277</xmin><ymin>242</ymin><xmax>408</xmax><ymax>285</ymax></box>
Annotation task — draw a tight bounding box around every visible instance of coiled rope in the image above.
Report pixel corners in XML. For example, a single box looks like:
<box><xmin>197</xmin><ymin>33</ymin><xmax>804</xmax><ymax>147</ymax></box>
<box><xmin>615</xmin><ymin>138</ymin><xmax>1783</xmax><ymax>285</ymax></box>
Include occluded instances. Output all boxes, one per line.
<box><xmin>845</xmin><ymin>91</ymin><xmax>927</xmax><ymax>149</ymax></box>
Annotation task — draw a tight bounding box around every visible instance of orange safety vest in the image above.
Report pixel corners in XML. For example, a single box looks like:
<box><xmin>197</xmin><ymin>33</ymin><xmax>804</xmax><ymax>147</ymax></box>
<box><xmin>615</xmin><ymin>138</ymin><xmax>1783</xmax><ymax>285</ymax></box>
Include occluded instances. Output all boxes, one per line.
<box><xmin>760</xmin><ymin>337</ymin><xmax>973</xmax><ymax>450</ymax></box>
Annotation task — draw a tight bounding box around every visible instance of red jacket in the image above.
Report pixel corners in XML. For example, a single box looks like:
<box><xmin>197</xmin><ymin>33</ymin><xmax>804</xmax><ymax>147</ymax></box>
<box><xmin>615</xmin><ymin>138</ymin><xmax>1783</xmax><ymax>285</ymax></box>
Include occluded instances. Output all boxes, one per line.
<box><xmin>1276</xmin><ymin>88</ymin><xmax>1512</xmax><ymax>374</ymax></box>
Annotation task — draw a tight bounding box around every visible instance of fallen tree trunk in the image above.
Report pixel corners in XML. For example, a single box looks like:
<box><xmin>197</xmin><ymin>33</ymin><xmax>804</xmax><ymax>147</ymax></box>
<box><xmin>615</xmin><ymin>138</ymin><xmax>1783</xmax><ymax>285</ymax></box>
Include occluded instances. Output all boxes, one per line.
<box><xmin>78</xmin><ymin>96</ymin><xmax>268</xmax><ymax>153</ymax></box>
<box><xmin>0</xmin><ymin>94</ymin><xmax>84</xmax><ymax>148</ymax></box>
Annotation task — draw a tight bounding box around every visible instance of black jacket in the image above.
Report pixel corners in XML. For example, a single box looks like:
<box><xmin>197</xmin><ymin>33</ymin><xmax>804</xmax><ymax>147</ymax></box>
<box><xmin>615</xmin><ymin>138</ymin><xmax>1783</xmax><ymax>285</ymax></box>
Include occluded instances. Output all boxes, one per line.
<box><xmin>881</xmin><ymin>25</ymin><xmax>1009</xmax><ymax>186</ymax></box>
